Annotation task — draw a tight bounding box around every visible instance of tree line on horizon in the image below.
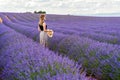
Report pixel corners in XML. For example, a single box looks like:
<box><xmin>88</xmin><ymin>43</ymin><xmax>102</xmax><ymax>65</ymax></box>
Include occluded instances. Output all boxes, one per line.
<box><xmin>34</xmin><ymin>10</ymin><xmax>46</xmax><ymax>14</ymax></box>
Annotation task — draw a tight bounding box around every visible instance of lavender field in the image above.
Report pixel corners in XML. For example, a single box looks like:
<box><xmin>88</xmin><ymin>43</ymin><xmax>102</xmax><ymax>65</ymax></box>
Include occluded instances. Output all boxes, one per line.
<box><xmin>0</xmin><ymin>12</ymin><xmax>120</xmax><ymax>80</ymax></box>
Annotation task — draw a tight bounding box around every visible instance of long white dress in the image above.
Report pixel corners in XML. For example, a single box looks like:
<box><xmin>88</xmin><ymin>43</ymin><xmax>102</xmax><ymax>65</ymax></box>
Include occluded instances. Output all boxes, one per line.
<box><xmin>40</xmin><ymin>31</ymin><xmax>48</xmax><ymax>46</ymax></box>
<box><xmin>39</xmin><ymin>25</ymin><xmax>48</xmax><ymax>46</ymax></box>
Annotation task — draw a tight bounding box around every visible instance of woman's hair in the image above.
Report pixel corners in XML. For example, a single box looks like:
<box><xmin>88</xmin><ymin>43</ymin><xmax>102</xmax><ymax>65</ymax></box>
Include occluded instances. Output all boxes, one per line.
<box><xmin>39</xmin><ymin>14</ymin><xmax>46</xmax><ymax>25</ymax></box>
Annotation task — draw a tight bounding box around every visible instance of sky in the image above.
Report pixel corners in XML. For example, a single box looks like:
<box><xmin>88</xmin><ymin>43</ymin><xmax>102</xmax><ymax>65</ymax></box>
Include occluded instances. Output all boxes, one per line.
<box><xmin>0</xmin><ymin>0</ymin><xmax>120</xmax><ymax>16</ymax></box>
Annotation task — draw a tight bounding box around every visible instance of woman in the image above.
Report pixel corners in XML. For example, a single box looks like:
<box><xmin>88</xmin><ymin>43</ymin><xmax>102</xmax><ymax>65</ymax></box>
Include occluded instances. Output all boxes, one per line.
<box><xmin>38</xmin><ymin>14</ymin><xmax>49</xmax><ymax>47</ymax></box>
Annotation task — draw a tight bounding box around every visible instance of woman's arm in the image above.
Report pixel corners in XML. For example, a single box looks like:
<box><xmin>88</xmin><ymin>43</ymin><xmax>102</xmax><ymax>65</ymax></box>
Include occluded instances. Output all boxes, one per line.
<box><xmin>38</xmin><ymin>25</ymin><xmax>40</xmax><ymax>31</ymax></box>
<box><xmin>43</xmin><ymin>23</ymin><xmax>49</xmax><ymax>32</ymax></box>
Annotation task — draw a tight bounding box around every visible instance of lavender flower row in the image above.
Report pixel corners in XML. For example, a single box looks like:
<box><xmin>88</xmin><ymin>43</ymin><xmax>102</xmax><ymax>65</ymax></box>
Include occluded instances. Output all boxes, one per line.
<box><xmin>7</xmin><ymin>13</ymin><xmax>120</xmax><ymax>45</ymax></box>
<box><xmin>57</xmin><ymin>35</ymin><xmax>120</xmax><ymax>80</ymax></box>
<box><xmin>0</xmin><ymin>23</ymin><xmax>85</xmax><ymax>80</ymax></box>
<box><xmin>1</xmin><ymin>13</ymin><xmax>120</xmax><ymax>79</ymax></box>
<box><xmin>0</xmin><ymin>14</ymin><xmax>39</xmax><ymax>42</ymax></box>
<box><xmin>6</xmin><ymin>15</ymin><xmax>36</xmax><ymax>28</ymax></box>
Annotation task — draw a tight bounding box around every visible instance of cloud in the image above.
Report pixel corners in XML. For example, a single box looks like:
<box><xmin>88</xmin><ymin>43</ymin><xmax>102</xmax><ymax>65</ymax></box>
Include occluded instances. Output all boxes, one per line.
<box><xmin>0</xmin><ymin>0</ymin><xmax>120</xmax><ymax>16</ymax></box>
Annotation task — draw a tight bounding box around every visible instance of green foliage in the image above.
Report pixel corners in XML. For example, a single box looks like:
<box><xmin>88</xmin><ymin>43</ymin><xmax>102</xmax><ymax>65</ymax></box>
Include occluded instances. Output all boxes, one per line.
<box><xmin>101</xmin><ymin>64</ymin><xmax>113</xmax><ymax>80</ymax></box>
<box><xmin>100</xmin><ymin>55</ymin><xmax>111</xmax><ymax>60</ymax></box>
<box><xmin>89</xmin><ymin>51</ymin><xmax>96</xmax><ymax>57</ymax></box>
<box><xmin>34</xmin><ymin>10</ymin><xmax>46</xmax><ymax>14</ymax></box>
<box><xmin>108</xmin><ymin>38</ymin><xmax>118</xmax><ymax>44</ymax></box>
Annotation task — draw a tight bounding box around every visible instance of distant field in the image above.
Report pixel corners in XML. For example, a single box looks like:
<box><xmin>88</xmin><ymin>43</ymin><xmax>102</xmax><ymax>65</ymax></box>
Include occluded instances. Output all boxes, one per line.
<box><xmin>0</xmin><ymin>12</ymin><xmax>120</xmax><ymax>80</ymax></box>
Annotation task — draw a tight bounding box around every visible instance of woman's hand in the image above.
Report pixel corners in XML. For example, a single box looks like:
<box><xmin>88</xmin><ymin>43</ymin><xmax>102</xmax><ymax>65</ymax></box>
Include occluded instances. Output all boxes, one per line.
<box><xmin>38</xmin><ymin>26</ymin><xmax>40</xmax><ymax>31</ymax></box>
<box><xmin>47</xmin><ymin>29</ymin><xmax>51</xmax><ymax>32</ymax></box>
<box><xmin>47</xmin><ymin>29</ymin><xmax>54</xmax><ymax>37</ymax></box>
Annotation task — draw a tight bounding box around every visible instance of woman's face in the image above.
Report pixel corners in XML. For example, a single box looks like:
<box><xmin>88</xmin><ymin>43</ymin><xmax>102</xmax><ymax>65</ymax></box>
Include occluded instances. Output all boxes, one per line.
<box><xmin>44</xmin><ymin>16</ymin><xmax>46</xmax><ymax>20</ymax></box>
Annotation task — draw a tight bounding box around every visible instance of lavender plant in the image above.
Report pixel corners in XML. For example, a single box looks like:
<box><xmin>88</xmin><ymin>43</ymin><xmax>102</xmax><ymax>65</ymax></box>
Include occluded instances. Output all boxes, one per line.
<box><xmin>0</xmin><ymin>23</ymin><xmax>86</xmax><ymax>80</ymax></box>
<box><xmin>1</xmin><ymin>12</ymin><xmax>120</xmax><ymax>80</ymax></box>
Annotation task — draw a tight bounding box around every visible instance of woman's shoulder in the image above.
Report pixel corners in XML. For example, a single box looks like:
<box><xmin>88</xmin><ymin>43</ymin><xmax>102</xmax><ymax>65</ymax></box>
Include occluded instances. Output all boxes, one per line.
<box><xmin>43</xmin><ymin>22</ymin><xmax>46</xmax><ymax>24</ymax></box>
<box><xmin>43</xmin><ymin>22</ymin><xmax>47</xmax><ymax>26</ymax></box>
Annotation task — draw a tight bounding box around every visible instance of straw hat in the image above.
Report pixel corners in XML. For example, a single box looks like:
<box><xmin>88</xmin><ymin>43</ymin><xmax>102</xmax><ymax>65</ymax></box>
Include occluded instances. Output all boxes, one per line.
<box><xmin>47</xmin><ymin>29</ymin><xmax>54</xmax><ymax>37</ymax></box>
